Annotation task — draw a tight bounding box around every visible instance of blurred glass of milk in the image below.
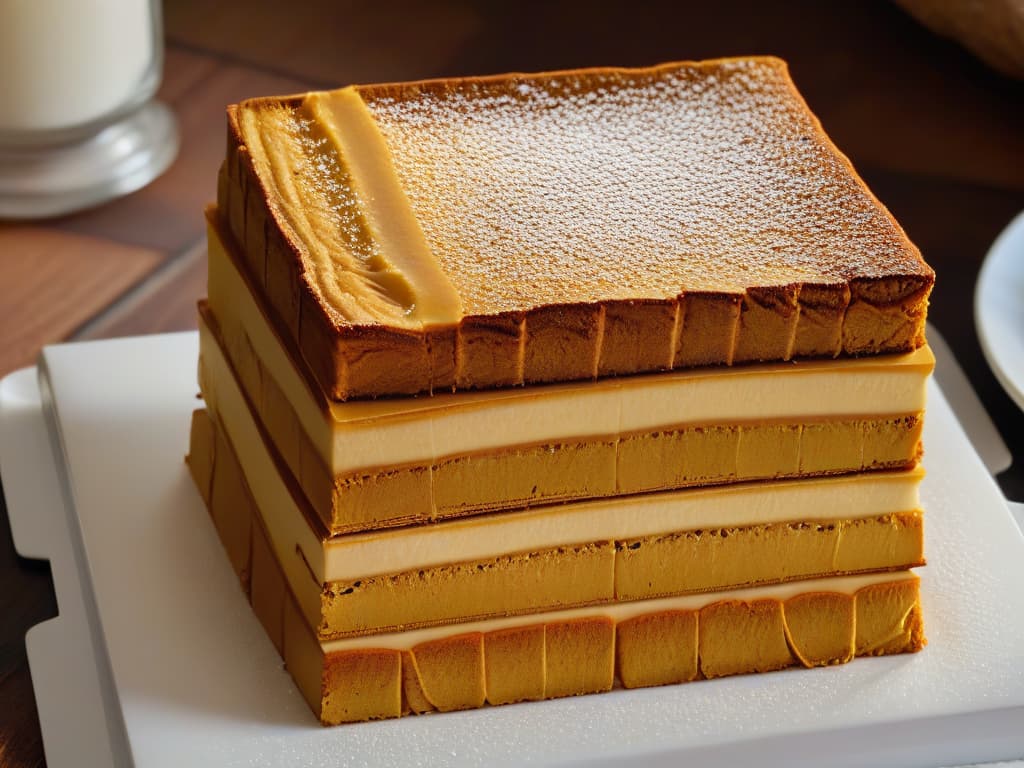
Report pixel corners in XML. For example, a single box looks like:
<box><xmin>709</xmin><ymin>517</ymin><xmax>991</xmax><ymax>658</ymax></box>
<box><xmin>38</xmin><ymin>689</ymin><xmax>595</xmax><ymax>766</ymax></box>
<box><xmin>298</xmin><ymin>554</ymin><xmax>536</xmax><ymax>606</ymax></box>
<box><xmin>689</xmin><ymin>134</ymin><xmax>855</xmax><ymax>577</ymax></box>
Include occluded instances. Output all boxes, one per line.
<box><xmin>0</xmin><ymin>0</ymin><xmax>178</xmax><ymax>217</ymax></box>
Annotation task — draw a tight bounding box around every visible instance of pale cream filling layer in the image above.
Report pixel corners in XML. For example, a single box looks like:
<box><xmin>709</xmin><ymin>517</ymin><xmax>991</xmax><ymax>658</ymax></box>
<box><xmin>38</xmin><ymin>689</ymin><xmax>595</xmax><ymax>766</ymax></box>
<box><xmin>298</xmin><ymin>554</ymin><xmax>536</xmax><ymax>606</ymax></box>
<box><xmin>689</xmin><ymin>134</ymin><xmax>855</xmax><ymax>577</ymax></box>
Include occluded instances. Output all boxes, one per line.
<box><xmin>199</xmin><ymin>313</ymin><xmax>923</xmax><ymax>585</ymax></box>
<box><xmin>206</xmin><ymin>220</ymin><xmax>934</xmax><ymax>476</ymax></box>
<box><xmin>320</xmin><ymin>571</ymin><xmax>917</xmax><ymax>652</ymax></box>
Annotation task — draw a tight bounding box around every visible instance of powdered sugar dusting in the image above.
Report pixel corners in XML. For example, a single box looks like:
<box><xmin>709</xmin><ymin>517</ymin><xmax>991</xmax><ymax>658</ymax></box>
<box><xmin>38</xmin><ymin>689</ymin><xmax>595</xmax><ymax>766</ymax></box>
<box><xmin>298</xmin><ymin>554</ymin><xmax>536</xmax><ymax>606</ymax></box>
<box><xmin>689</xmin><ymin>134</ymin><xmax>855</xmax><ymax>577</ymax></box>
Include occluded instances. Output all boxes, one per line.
<box><xmin>361</xmin><ymin>59</ymin><xmax>926</xmax><ymax>315</ymax></box>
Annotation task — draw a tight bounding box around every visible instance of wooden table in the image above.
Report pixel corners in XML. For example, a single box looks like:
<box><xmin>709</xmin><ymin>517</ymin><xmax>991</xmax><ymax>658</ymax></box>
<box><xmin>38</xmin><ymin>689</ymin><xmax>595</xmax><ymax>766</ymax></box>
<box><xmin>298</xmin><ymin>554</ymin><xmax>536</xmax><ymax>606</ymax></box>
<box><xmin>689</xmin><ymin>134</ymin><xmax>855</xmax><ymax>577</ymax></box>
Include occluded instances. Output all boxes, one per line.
<box><xmin>2</xmin><ymin>2</ymin><xmax>1022</xmax><ymax>765</ymax></box>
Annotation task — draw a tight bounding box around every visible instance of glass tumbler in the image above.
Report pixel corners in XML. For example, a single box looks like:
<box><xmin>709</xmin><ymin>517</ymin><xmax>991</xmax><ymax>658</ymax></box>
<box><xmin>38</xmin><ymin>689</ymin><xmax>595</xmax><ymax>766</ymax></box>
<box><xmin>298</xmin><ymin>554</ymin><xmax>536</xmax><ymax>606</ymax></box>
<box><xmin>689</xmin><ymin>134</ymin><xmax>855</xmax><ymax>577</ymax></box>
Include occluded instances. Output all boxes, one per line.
<box><xmin>0</xmin><ymin>0</ymin><xmax>179</xmax><ymax>218</ymax></box>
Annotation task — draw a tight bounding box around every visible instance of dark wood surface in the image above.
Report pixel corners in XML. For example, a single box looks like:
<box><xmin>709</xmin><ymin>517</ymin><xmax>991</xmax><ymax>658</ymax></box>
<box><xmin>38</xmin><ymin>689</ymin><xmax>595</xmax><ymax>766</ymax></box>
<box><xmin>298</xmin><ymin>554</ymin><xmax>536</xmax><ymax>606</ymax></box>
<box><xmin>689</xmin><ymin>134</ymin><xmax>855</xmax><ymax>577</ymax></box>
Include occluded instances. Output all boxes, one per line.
<box><xmin>1</xmin><ymin>1</ymin><xmax>1022</xmax><ymax>765</ymax></box>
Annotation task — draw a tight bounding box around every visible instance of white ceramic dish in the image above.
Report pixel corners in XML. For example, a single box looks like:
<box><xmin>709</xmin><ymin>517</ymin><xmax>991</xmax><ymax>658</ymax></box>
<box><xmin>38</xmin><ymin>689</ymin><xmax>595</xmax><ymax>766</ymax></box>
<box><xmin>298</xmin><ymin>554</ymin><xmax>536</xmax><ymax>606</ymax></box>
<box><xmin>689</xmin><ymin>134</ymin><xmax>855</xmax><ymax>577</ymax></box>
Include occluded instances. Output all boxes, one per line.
<box><xmin>976</xmin><ymin>210</ymin><xmax>1024</xmax><ymax>413</ymax></box>
<box><xmin>2</xmin><ymin>331</ymin><xmax>1024</xmax><ymax>767</ymax></box>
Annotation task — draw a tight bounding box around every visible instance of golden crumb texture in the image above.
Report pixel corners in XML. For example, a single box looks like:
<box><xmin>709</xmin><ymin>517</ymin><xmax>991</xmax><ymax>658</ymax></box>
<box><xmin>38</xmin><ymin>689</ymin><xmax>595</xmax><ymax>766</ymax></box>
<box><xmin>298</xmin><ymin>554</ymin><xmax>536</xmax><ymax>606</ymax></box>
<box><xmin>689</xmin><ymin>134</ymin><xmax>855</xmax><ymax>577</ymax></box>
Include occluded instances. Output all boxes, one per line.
<box><xmin>187</xmin><ymin>408</ymin><xmax>925</xmax><ymax>726</ymax></box>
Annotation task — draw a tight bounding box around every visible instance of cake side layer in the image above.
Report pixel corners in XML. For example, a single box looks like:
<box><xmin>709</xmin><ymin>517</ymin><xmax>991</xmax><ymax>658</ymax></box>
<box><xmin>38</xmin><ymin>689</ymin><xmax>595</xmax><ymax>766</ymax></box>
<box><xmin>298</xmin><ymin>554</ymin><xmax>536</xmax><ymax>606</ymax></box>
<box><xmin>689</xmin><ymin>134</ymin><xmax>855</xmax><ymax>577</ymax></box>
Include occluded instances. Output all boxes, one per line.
<box><xmin>189</xmin><ymin>406</ymin><xmax>924</xmax><ymax>638</ymax></box>
<box><xmin>308</xmin><ymin>573</ymin><xmax>925</xmax><ymax>724</ymax></box>
<box><xmin>301</xmin><ymin>414</ymin><xmax>923</xmax><ymax>535</ymax></box>
<box><xmin>187</xmin><ymin>457</ymin><xmax>922</xmax><ymax>729</ymax></box>
<box><xmin>219</xmin><ymin>57</ymin><xmax>933</xmax><ymax>400</ymax></box>
<box><xmin>189</xmin><ymin>418</ymin><xmax>923</xmax><ymax>726</ymax></box>
<box><xmin>197</xmin><ymin>313</ymin><xmax>925</xmax><ymax>587</ymax></box>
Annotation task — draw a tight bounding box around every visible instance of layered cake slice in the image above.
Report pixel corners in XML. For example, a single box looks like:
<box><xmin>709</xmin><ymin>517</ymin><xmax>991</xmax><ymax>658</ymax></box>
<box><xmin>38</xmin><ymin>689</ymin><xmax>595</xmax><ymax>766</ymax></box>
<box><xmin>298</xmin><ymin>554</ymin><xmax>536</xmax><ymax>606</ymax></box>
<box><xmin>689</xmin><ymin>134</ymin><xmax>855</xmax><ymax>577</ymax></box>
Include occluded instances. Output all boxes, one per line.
<box><xmin>188</xmin><ymin>57</ymin><xmax>934</xmax><ymax>725</ymax></box>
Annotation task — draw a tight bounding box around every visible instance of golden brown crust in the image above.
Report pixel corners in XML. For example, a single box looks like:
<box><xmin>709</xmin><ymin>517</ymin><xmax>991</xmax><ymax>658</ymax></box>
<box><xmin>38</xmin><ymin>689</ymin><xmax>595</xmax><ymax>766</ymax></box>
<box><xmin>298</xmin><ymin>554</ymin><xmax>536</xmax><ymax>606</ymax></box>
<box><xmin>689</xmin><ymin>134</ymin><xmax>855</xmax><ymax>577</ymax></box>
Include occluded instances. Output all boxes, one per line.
<box><xmin>307</xmin><ymin>582</ymin><xmax>923</xmax><ymax>724</ymax></box>
<box><xmin>219</xmin><ymin>57</ymin><xmax>934</xmax><ymax>400</ymax></box>
<box><xmin>312</xmin><ymin>410</ymin><xmax>921</xmax><ymax>535</ymax></box>
<box><xmin>399</xmin><ymin>651</ymin><xmax>432</xmax><ymax>714</ymax></box>
<box><xmin>189</xmin><ymin>409</ymin><xmax>254</xmax><ymax>593</ymax></box>
<box><xmin>543</xmin><ymin>618</ymin><xmax>616</xmax><ymax>699</ymax></box>
<box><xmin>792</xmin><ymin>283</ymin><xmax>850</xmax><ymax>357</ymax></box>
<box><xmin>523</xmin><ymin>304</ymin><xmax>604</xmax><ymax>384</ymax></box>
<box><xmin>321</xmin><ymin>648</ymin><xmax>402</xmax><ymax>724</ymax></box>
<box><xmin>854</xmin><ymin>579</ymin><xmax>927</xmax><ymax>655</ymax></box>
<box><xmin>407</xmin><ymin>633</ymin><xmax>486</xmax><ymax>712</ymax></box>
<box><xmin>250</xmin><ymin>516</ymin><xmax>285</xmax><ymax>655</ymax></box>
<box><xmin>734</xmin><ymin>286</ymin><xmax>801</xmax><ymax>363</ymax></box>
<box><xmin>698</xmin><ymin>599</ymin><xmax>797</xmax><ymax>677</ymax></box>
<box><xmin>209</xmin><ymin>421</ymin><xmax>254</xmax><ymax>594</ymax></box>
<box><xmin>616</xmin><ymin>610</ymin><xmax>699</xmax><ymax>688</ymax></box>
<box><xmin>614</xmin><ymin>513</ymin><xmax>925</xmax><ymax>603</ymax></box>
<box><xmin>482</xmin><ymin>625</ymin><xmax>546</xmax><ymax>705</ymax></box>
<box><xmin>319</xmin><ymin>543</ymin><xmax>614</xmax><ymax>638</ymax></box>
<box><xmin>599</xmin><ymin>299</ymin><xmax>678</xmax><ymax>376</ymax></box>
<box><xmin>783</xmin><ymin>592</ymin><xmax>856</xmax><ymax>667</ymax></box>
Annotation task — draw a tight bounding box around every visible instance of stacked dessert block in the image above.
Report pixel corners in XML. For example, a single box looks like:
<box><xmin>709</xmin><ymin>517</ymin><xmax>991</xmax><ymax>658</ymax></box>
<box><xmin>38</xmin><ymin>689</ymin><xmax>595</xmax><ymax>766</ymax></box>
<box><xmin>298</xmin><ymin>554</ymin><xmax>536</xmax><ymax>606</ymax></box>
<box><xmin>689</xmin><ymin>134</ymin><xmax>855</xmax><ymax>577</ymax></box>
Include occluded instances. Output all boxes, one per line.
<box><xmin>187</xmin><ymin>57</ymin><xmax>934</xmax><ymax>725</ymax></box>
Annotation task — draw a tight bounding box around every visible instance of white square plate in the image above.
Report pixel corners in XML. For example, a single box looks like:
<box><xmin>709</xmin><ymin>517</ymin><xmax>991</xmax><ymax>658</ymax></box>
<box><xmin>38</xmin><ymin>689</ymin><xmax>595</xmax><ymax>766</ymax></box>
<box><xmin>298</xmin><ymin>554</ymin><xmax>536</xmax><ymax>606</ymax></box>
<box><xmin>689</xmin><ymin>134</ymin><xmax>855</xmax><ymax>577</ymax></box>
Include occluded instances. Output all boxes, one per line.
<box><xmin>3</xmin><ymin>331</ymin><xmax>1023</xmax><ymax>767</ymax></box>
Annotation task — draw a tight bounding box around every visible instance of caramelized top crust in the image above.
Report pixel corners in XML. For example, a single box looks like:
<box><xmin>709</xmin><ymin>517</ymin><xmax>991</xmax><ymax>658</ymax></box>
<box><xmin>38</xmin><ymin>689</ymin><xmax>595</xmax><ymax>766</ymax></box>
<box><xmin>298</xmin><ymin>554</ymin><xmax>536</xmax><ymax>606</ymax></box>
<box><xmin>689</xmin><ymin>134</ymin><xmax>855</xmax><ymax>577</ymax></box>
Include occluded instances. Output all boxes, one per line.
<box><xmin>233</xmin><ymin>57</ymin><xmax>933</xmax><ymax>328</ymax></box>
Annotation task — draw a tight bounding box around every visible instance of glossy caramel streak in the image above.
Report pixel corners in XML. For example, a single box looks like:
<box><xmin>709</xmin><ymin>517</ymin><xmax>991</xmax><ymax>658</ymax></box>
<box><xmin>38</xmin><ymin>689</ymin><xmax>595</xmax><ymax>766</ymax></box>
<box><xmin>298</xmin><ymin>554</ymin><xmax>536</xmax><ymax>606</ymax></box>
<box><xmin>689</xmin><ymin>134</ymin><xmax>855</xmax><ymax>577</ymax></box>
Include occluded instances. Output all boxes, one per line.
<box><xmin>306</xmin><ymin>89</ymin><xmax>462</xmax><ymax>327</ymax></box>
<box><xmin>239</xmin><ymin>99</ymin><xmax>423</xmax><ymax>327</ymax></box>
